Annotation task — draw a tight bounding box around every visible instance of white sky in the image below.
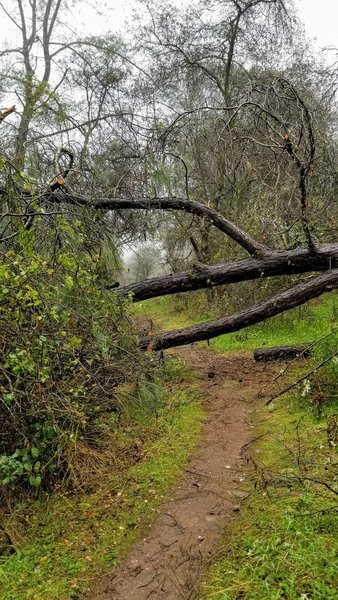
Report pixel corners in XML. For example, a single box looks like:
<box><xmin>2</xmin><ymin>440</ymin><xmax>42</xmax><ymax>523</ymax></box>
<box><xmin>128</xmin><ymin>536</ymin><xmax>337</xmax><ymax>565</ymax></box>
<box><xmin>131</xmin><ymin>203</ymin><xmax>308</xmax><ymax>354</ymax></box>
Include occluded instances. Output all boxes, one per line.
<box><xmin>0</xmin><ymin>1</ymin><xmax>337</xmax><ymax>51</ymax></box>
<box><xmin>80</xmin><ymin>1</ymin><xmax>338</xmax><ymax>50</ymax></box>
<box><xmin>295</xmin><ymin>0</ymin><xmax>337</xmax><ymax>48</ymax></box>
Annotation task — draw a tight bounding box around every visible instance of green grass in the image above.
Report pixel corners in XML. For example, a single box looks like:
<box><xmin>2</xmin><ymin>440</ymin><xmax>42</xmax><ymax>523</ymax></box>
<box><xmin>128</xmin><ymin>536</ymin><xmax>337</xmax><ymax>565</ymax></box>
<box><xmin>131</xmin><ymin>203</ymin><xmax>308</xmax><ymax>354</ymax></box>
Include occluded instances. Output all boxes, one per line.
<box><xmin>199</xmin><ymin>379</ymin><xmax>338</xmax><ymax>599</ymax></box>
<box><xmin>0</xmin><ymin>360</ymin><xmax>204</xmax><ymax>600</ymax></box>
<box><xmin>135</xmin><ymin>295</ymin><xmax>206</xmax><ymax>331</ymax></box>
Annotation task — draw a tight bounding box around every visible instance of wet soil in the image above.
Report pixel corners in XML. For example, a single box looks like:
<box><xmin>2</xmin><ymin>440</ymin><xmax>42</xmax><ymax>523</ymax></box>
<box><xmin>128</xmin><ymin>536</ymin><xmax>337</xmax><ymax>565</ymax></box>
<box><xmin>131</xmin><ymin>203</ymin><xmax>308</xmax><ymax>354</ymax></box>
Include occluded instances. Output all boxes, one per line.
<box><xmin>86</xmin><ymin>345</ymin><xmax>281</xmax><ymax>600</ymax></box>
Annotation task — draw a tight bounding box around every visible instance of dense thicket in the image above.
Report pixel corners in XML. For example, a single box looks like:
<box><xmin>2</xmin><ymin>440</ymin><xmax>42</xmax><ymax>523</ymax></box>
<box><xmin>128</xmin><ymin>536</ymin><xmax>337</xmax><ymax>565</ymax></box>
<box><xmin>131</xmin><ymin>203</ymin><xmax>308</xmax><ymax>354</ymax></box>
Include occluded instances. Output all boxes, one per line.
<box><xmin>0</xmin><ymin>218</ymin><xmax>147</xmax><ymax>492</ymax></box>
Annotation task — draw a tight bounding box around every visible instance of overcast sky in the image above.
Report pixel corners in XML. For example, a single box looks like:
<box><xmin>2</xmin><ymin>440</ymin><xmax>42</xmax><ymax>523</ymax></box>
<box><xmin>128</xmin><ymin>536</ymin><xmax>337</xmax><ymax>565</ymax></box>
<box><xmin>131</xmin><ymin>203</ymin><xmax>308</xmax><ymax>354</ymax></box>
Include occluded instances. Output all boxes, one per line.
<box><xmin>0</xmin><ymin>1</ymin><xmax>337</xmax><ymax>50</ymax></box>
<box><xmin>296</xmin><ymin>0</ymin><xmax>337</xmax><ymax>48</ymax></box>
<box><xmin>80</xmin><ymin>0</ymin><xmax>338</xmax><ymax>49</ymax></box>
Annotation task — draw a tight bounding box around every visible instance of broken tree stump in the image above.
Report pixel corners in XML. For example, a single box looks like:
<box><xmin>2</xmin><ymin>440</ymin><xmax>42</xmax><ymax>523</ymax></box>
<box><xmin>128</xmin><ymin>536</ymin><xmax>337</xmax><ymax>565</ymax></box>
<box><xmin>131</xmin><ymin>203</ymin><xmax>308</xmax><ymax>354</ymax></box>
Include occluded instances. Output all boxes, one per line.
<box><xmin>254</xmin><ymin>344</ymin><xmax>312</xmax><ymax>362</ymax></box>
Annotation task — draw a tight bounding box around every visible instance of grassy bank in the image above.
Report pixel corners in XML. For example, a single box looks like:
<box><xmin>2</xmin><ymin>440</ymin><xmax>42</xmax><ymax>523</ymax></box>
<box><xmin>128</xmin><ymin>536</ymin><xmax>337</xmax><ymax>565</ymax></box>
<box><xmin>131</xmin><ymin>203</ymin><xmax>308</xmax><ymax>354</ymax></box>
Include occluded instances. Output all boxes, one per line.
<box><xmin>0</xmin><ymin>359</ymin><xmax>203</xmax><ymax>600</ymax></box>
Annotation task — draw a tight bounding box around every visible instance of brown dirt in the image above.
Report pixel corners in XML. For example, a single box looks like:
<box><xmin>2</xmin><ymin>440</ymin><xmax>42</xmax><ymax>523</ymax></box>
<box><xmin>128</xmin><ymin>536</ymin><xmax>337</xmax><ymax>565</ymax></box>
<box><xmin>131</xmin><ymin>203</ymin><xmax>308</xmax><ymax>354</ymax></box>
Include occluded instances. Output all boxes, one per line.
<box><xmin>86</xmin><ymin>345</ymin><xmax>281</xmax><ymax>600</ymax></box>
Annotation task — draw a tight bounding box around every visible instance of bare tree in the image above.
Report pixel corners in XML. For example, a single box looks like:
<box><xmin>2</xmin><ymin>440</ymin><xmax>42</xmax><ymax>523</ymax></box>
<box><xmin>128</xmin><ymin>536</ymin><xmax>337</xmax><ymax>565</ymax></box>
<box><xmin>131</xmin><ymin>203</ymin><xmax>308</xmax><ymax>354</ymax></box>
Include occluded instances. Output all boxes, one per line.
<box><xmin>0</xmin><ymin>0</ymin><xmax>68</xmax><ymax>169</ymax></box>
<box><xmin>129</xmin><ymin>0</ymin><xmax>308</xmax><ymax>265</ymax></box>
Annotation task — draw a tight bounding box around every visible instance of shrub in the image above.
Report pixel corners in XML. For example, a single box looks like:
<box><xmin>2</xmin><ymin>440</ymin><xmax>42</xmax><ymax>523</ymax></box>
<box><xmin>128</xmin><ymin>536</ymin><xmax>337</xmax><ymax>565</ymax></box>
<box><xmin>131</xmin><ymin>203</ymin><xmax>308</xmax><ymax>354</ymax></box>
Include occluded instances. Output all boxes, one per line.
<box><xmin>0</xmin><ymin>223</ymin><xmax>141</xmax><ymax>494</ymax></box>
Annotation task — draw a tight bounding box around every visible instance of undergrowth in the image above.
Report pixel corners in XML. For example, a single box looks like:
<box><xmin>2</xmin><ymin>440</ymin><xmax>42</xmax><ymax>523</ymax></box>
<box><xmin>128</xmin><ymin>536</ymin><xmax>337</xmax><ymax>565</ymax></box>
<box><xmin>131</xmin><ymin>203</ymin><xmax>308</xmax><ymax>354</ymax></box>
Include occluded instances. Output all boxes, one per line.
<box><xmin>0</xmin><ymin>223</ymin><xmax>138</xmax><ymax>494</ymax></box>
<box><xmin>0</xmin><ymin>357</ymin><xmax>203</xmax><ymax>599</ymax></box>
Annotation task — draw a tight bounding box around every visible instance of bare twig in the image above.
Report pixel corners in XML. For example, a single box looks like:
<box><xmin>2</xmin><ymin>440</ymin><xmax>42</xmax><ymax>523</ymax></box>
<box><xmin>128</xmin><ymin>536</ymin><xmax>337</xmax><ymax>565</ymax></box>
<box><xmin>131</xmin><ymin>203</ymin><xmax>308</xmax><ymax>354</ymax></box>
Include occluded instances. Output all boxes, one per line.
<box><xmin>266</xmin><ymin>351</ymin><xmax>338</xmax><ymax>405</ymax></box>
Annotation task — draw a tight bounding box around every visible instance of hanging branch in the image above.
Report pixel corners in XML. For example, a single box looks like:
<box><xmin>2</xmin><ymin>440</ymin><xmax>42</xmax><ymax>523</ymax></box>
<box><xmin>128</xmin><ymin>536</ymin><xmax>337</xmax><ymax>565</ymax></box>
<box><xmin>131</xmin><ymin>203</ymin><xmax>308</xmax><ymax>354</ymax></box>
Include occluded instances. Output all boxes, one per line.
<box><xmin>281</xmin><ymin>81</ymin><xmax>316</xmax><ymax>251</ymax></box>
<box><xmin>244</xmin><ymin>79</ymin><xmax>317</xmax><ymax>252</ymax></box>
<box><xmin>49</xmin><ymin>147</ymin><xmax>74</xmax><ymax>190</ymax></box>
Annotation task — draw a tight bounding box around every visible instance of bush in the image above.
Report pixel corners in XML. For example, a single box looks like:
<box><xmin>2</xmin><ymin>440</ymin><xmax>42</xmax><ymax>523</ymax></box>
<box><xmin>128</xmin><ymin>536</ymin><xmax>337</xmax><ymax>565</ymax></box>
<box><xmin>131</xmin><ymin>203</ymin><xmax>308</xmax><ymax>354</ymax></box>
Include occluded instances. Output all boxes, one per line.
<box><xmin>0</xmin><ymin>223</ymin><xmax>142</xmax><ymax>494</ymax></box>
<box><xmin>308</xmin><ymin>326</ymin><xmax>338</xmax><ymax>415</ymax></box>
<box><xmin>314</xmin><ymin>328</ymin><xmax>338</xmax><ymax>388</ymax></box>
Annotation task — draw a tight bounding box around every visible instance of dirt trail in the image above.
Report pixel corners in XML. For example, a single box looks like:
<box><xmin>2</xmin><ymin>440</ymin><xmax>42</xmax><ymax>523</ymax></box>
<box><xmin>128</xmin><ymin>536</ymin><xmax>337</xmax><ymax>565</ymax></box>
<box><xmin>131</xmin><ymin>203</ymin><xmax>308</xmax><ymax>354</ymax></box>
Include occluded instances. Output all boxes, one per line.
<box><xmin>87</xmin><ymin>345</ymin><xmax>280</xmax><ymax>600</ymax></box>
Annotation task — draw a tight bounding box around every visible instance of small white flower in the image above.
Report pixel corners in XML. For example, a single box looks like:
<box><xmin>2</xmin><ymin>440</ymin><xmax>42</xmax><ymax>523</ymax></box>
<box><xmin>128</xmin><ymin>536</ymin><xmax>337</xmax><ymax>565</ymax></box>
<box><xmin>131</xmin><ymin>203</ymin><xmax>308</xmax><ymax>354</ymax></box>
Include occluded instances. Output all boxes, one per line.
<box><xmin>301</xmin><ymin>380</ymin><xmax>311</xmax><ymax>397</ymax></box>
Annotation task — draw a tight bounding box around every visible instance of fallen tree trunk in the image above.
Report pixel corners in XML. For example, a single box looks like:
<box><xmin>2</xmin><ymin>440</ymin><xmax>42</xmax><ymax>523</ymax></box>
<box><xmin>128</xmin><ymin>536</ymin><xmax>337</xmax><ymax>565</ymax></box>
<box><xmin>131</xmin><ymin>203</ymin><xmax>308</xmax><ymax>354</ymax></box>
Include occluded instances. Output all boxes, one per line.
<box><xmin>253</xmin><ymin>345</ymin><xmax>312</xmax><ymax>362</ymax></box>
<box><xmin>141</xmin><ymin>270</ymin><xmax>338</xmax><ymax>351</ymax></box>
<box><xmin>117</xmin><ymin>244</ymin><xmax>338</xmax><ymax>302</ymax></box>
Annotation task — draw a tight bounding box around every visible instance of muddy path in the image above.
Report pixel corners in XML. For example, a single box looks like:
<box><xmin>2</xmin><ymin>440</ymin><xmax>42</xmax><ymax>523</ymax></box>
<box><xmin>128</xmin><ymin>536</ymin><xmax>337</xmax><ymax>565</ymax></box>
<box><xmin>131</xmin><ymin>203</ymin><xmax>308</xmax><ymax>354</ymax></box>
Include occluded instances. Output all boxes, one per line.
<box><xmin>86</xmin><ymin>345</ymin><xmax>281</xmax><ymax>600</ymax></box>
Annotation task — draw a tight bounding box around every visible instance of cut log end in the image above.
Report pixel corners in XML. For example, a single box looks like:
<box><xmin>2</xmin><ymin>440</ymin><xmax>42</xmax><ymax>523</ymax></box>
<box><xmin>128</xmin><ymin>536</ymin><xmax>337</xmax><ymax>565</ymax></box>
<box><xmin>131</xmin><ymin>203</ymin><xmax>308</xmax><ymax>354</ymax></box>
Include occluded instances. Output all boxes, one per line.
<box><xmin>254</xmin><ymin>344</ymin><xmax>312</xmax><ymax>362</ymax></box>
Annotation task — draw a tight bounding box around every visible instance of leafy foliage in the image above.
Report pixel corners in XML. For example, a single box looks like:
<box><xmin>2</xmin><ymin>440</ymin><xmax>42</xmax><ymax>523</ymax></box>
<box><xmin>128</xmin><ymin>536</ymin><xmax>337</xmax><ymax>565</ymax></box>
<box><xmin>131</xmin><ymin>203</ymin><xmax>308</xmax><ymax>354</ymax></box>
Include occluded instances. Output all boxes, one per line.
<box><xmin>0</xmin><ymin>220</ymin><xmax>140</xmax><ymax>492</ymax></box>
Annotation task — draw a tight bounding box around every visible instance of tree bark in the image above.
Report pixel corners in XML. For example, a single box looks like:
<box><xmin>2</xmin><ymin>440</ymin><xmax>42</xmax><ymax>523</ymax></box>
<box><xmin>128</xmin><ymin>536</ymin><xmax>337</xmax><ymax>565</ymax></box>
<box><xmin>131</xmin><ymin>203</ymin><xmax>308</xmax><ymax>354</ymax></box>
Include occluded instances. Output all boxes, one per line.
<box><xmin>140</xmin><ymin>270</ymin><xmax>338</xmax><ymax>351</ymax></box>
<box><xmin>118</xmin><ymin>244</ymin><xmax>338</xmax><ymax>302</ymax></box>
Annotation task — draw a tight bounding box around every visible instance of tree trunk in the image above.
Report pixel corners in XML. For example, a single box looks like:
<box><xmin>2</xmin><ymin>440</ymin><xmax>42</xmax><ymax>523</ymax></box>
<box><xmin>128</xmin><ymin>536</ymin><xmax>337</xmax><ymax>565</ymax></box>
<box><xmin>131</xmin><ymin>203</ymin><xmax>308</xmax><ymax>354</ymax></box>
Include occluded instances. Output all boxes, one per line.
<box><xmin>118</xmin><ymin>244</ymin><xmax>338</xmax><ymax>302</ymax></box>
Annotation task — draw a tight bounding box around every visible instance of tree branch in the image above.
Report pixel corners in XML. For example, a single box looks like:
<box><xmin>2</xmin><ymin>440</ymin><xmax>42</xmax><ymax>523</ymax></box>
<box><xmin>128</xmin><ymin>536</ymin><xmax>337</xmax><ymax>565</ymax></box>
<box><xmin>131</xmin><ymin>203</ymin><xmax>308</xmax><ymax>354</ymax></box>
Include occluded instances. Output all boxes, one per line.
<box><xmin>47</xmin><ymin>192</ymin><xmax>269</xmax><ymax>257</ymax></box>
<box><xmin>266</xmin><ymin>350</ymin><xmax>338</xmax><ymax>405</ymax></box>
<box><xmin>118</xmin><ymin>244</ymin><xmax>338</xmax><ymax>302</ymax></box>
<box><xmin>0</xmin><ymin>105</ymin><xmax>16</xmax><ymax>123</ymax></box>
<box><xmin>33</xmin><ymin>111</ymin><xmax>135</xmax><ymax>141</ymax></box>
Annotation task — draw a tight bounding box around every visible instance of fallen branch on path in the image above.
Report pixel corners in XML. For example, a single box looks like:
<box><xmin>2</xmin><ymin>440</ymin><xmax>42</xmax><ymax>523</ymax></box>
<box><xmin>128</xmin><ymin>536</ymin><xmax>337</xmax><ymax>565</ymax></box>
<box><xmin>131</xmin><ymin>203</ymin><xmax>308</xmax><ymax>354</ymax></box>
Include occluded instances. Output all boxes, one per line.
<box><xmin>254</xmin><ymin>345</ymin><xmax>312</xmax><ymax>362</ymax></box>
